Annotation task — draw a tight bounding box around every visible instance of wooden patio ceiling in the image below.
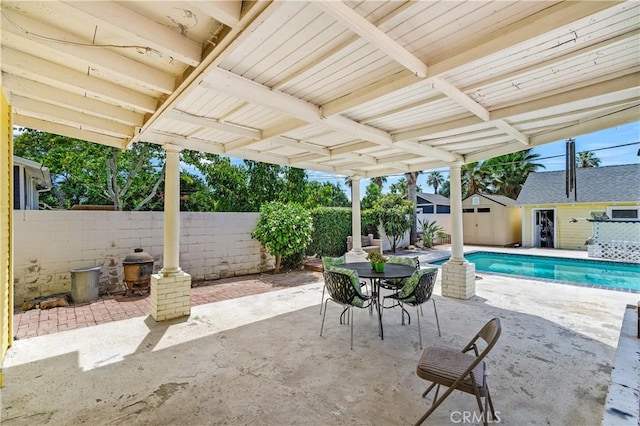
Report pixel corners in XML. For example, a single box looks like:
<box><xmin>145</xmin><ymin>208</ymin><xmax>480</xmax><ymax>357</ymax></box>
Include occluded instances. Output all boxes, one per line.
<box><xmin>2</xmin><ymin>1</ymin><xmax>639</xmax><ymax>177</ymax></box>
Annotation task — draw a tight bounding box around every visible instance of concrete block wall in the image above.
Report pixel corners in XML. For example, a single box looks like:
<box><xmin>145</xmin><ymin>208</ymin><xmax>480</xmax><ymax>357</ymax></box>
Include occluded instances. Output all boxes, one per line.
<box><xmin>13</xmin><ymin>210</ymin><xmax>274</xmax><ymax>307</ymax></box>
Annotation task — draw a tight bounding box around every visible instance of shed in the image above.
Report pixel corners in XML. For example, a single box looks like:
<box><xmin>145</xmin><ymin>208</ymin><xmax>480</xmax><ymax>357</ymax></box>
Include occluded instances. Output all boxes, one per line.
<box><xmin>462</xmin><ymin>193</ymin><xmax>521</xmax><ymax>246</ymax></box>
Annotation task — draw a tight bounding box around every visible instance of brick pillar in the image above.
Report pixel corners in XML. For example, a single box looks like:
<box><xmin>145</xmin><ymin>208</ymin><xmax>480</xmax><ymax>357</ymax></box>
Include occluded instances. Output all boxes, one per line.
<box><xmin>441</xmin><ymin>163</ymin><xmax>475</xmax><ymax>299</ymax></box>
<box><xmin>150</xmin><ymin>272</ymin><xmax>191</xmax><ymax>321</ymax></box>
<box><xmin>150</xmin><ymin>144</ymin><xmax>191</xmax><ymax>321</ymax></box>
<box><xmin>441</xmin><ymin>260</ymin><xmax>475</xmax><ymax>299</ymax></box>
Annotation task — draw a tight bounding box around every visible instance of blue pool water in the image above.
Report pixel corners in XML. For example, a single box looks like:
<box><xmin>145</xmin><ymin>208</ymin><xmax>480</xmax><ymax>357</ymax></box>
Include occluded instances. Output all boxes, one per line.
<box><xmin>431</xmin><ymin>252</ymin><xmax>640</xmax><ymax>292</ymax></box>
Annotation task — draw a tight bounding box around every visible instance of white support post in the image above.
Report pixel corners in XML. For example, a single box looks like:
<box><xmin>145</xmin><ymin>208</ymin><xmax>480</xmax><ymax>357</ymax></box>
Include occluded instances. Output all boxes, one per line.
<box><xmin>441</xmin><ymin>163</ymin><xmax>475</xmax><ymax>299</ymax></box>
<box><xmin>161</xmin><ymin>144</ymin><xmax>182</xmax><ymax>275</ymax></box>
<box><xmin>346</xmin><ymin>176</ymin><xmax>367</xmax><ymax>262</ymax></box>
<box><xmin>150</xmin><ymin>143</ymin><xmax>191</xmax><ymax>321</ymax></box>
<box><xmin>449</xmin><ymin>163</ymin><xmax>465</xmax><ymax>262</ymax></box>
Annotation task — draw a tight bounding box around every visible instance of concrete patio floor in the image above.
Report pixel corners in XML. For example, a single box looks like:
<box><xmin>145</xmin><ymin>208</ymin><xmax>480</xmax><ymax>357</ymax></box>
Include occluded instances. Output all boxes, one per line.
<box><xmin>1</xmin><ymin>254</ymin><xmax>635</xmax><ymax>426</ymax></box>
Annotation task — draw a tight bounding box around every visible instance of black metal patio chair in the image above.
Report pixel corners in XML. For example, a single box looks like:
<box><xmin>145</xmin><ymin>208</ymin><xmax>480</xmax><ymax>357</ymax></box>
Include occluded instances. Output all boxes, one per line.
<box><xmin>320</xmin><ymin>267</ymin><xmax>371</xmax><ymax>350</ymax></box>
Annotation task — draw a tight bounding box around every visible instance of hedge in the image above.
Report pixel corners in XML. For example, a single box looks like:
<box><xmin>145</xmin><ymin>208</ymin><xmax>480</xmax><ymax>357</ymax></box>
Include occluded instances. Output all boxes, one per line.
<box><xmin>306</xmin><ymin>207</ymin><xmax>352</xmax><ymax>257</ymax></box>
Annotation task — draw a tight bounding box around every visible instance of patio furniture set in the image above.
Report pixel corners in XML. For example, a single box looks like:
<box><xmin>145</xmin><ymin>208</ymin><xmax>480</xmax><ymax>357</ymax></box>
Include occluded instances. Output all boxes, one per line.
<box><xmin>319</xmin><ymin>255</ymin><xmax>501</xmax><ymax>426</ymax></box>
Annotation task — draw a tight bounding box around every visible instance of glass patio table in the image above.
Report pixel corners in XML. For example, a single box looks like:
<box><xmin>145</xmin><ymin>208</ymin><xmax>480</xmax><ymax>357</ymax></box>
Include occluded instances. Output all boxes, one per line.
<box><xmin>338</xmin><ymin>262</ymin><xmax>415</xmax><ymax>340</ymax></box>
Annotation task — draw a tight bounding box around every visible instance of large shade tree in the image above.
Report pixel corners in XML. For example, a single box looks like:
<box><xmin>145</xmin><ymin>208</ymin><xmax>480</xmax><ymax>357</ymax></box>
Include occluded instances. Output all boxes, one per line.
<box><xmin>15</xmin><ymin>133</ymin><xmax>351</xmax><ymax>212</ymax></box>
<box><xmin>361</xmin><ymin>181</ymin><xmax>383</xmax><ymax>210</ymax></box>
<box><xmin>14</xmin><ymin>129</ymin><xmax>165</xmax><ymax>210</ymax></box>
<box><xmin>303</xmin><ymin>181</ymin><xmax>350</xmax><ymax>208</ymax></box>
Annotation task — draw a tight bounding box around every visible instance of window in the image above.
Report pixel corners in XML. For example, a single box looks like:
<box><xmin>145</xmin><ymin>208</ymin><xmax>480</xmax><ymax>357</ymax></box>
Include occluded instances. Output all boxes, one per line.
<box><xmin>607</xmin><ymin>207</ymin><xmax>640</xmax><ymax>221</ymax></box>
<box><xmin>421</xmin><ymin>205</ymin><xmax>434</xmax><ymax>214</ymax></box>
<box><xmin>478</xmin><ymin>208</ymin><xmax>491</xmax><ymax>213</ymax></box>
<box><xmin>436</xmin><ymin>205</ymin><xmax>450</xmax><ymax>214</ymax></box>
<box><xmin>472</xmin><ymin>196</ymin><xmax>480</xmax><ymax>205</ymax></box>
<box><xmin>463</xmin><ymin>208</ymin><xmax>474</xmax><ymax>213</ymax></box>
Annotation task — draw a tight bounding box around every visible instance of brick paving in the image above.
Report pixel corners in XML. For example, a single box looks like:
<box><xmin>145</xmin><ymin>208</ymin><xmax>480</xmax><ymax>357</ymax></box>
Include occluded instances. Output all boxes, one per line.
<box><xmin>13</xmin><ymin>270</ymin><xmax>321</xmax><ymax>340</ymax></box>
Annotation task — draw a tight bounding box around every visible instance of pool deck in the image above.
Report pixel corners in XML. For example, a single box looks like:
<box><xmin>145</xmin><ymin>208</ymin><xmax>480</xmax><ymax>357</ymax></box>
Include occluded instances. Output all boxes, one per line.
<box><xmin>2</xmin><ymin>247</ymin><xmax>637</xmax><ymax>426</ymax></box>
<box><xmin>13</xmin><ymin>245</ymin><xmax>636</xmax><ymax>340</ymax></box>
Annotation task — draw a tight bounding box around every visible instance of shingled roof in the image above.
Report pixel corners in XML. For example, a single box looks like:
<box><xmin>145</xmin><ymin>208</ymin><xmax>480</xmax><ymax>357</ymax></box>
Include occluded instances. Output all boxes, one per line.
<box><xmin>465</xmin><ymin>193</ymin><xmax>517</xmax><ymax>206</ymax></box>
<box><xmin>417</xmin><ymin>193</ymin><xmax>450</xmax><ymax>206</ymax></box>
<box><xmin>516</xmin><ymin>164</ymin><xmax>640</xmax><ymax>205</ymax></box>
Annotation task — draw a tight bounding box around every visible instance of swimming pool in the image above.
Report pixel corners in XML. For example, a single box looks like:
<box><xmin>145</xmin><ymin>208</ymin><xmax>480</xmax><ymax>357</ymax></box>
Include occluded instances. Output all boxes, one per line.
<box><xmin>430</xmin><ymin>251</ymin><xmax>640</xmax><ymax>292</ymax></box>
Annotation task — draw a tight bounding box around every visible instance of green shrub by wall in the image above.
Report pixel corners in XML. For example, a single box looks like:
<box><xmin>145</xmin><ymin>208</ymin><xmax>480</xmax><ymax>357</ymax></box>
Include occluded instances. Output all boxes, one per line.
<box><xmin>361</xmin><ymin>209</ymin><xmax>379</xmax><ymax>238</ymax></box>
<box><xmin>306</xmin><ymin>207</ymin><xmax>352</xmax><ymax>257</ymax></box>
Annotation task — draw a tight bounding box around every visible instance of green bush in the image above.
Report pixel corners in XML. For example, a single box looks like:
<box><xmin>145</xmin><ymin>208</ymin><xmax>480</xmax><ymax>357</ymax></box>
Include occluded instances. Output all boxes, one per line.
<box><xmin>373</xmin><ymin>194</ymin><xmax>413</xmax><ymax>253</ymax></box>
<box><xmin>306</xmin><ymin>207</ymin><xmax>351</xmax><ymax>257</ymax></box>
<box><xmin>361</xmin><ymin>209</ymin><xmax>380</xmax><ymax>238</ymax></box>
<box><xmin>281</xmin><ymin>252</ymin><xmax>305</xmax><ymax>271</ymax></box>
<box><xmin>252</xmin><ymin>202</ymin><xmax>313</xmax><ymax>273</ymax></box>
<box><xmin>419</xmin><ymin>219</ymin><xmax>444</xmax><ymax>248</ymax></box>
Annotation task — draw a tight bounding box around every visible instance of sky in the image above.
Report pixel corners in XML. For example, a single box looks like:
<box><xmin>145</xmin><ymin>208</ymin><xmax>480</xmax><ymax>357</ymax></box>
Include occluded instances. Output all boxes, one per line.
<box><xmin>308</xmin><ymin>121</ymin><xmax>640</xmax><ymax>198</ymax></box>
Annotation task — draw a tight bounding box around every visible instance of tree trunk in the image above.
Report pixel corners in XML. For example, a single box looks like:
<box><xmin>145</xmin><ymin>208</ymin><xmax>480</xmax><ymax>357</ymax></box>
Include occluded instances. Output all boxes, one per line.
<box><xmin>274</xmin><ymin>254</ymin><xmax>282</xmax><ymax>274</ymax></box>
<box><xmin>406</xmin><ymin>172</ymin><xmax>418</xmax><ymax>245</ymax></box>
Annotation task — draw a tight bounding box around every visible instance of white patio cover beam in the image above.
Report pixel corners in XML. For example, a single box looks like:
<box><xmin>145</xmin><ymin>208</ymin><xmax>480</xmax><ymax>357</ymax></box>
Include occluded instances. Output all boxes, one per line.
<box><xmin>62</xmin><ymin>1</ymin><xmax>202</xmax><ymax>67</ymax></box>
<box><xmin>11</xmin><ymin>95</ymin><xmax>133</xmax><ymax>137</ymax></box>
<box><xmin>1</xmin><ymin>48</ymin><xmax>157</xmax><ymax>113</ymax></box>
<box><xmin>493</xmin><ymin>120</ymin><xmax>529</xmax><ymax>145</ymax></box>
<box><xmin>320</xmin><ymin>1</ymin><xmax>622</xmax><ymax>116</ymax></box>
<box><xmin>129</xmin><ymin>1</ymin><xmax>275</xmax><ymax>146</ymax></box>
<box><xmin>272</xmin><ymin>136</ymin><xmax>329</xmax><ymax>155</ymax></box>
<box><xmin>1</xmin><ymin>11</ymin><xmax>175</xmax><ymax>94</ymax></box>
<box><xmin>221</xmin><ymin>118</ymin><xmax>313</xmax><ymax>151</ymax></box>
<box><xmin>166</xmin><ymin>110</ymin><xmax>261</xmax><ymax>140</ymax></box>
<box><xmin>190</xmin><ymin>1</ymin><xmax>241</xmax><ymax>28</ymax></box>
<box><xmin>466</xmin><ymin>106</ymin><xmax>639</xmax><ymax>162</ymax></box>
<box><xmin>13</xmin><ymin>114</ymin><xmax>127</xmax><ymax>149</ymax></box>
<box><xmin>202</xmin><ymin>67</ymin><xmax>460</xmax><ymax>162</ymax></box>
<box><xmin>430</xmin><ymin>77</ymin><xmax>529</xmax><ymax>145</ymax></box>
<box><xmin>314</xmin><ymin>1</ymin><xmax>427</xmax><ymax>78</ymax></box>
<box><xmin>431</xmin><ymin>76</ymin><xmax>490</xmax><ymax>122</ymax></box>
<box><xmin>3</xmin><ymin>74</ymin><xmax>144</xmax><ymax>126</ymax></box>
<box><xmin>395</xmin><ymin>73</ymin><xmax>639</xmax><ymax>143</ymax></box>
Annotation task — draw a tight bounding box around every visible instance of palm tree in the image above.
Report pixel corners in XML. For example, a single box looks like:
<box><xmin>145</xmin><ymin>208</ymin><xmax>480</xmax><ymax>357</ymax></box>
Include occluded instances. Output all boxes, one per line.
<box><xmin>426</xmin><ymin>171</ymin><xmax>444</xmax><ymax>194</ymax></box>
<box><xmin>406</xmin><ymin>171</ymin><xmax>420</xmax><ymax>245</ymax></box>
<box><xmin>371</xmin><ymin>175</ymin><xmax>387</xmax><ymax>188</ymax></box>
<box><xmin>482</xmin><ymin>149</ymin><xmax>545</xmax><ymax>199</ymax></box>
<box><xmin>389</xmin><ymin>178</ymin><xmax>407</xmax><ymax>195</ymax></box>
<box><xmin>576</xmin><ymin>151</ymin><xmax>601</xmax><ymax>168</ymax></box>
<box><xmin>343</xmin><ymin>176</ymin><xmax>352</xmax><ymax>188</ymax></box>
<box><xmin>461</xmin><ymin>162</ymin><xmax>490</xmax><ymax>198</ymax></box>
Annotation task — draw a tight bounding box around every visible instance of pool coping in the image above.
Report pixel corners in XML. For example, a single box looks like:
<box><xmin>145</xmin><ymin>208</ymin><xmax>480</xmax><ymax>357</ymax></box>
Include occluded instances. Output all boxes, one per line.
<box><xmin>422</xmin><ymin>250</ymin><xmax>640</xmax><ymax>294</ymax></box>
<box><xmin>602</xmin><ymin>304</ymin><xmax>640</xmax><ymax>426</ymax></box>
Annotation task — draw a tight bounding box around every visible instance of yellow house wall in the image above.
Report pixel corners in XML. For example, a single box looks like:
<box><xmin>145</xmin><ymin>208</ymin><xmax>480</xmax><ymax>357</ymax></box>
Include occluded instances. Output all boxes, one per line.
<box><xmin>523</xmin><ymin>202</ymin><xmax>640</xmax><ymax>250</ymax></box>
<box><xmin>0</xmin><ymin>88</ymin><xmax>13</xmax><ymax>387</ymax></box>
<box><xmin>507</xmin><ymin>207</ymin><xmax>522</xmax><ymax>245</ymax></box>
